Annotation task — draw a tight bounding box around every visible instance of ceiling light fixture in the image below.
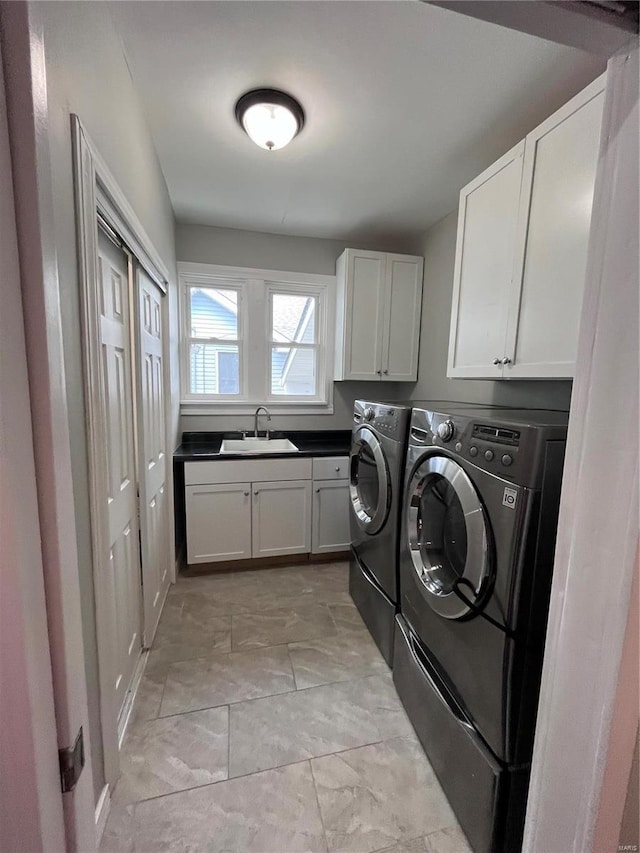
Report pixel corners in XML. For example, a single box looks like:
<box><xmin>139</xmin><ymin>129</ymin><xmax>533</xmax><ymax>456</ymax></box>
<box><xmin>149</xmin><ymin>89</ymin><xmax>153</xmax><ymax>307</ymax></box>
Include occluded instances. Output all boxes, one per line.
<box><xmin>235</xmin><ymin>88</ymin><xmax>305</xmax><ymax>151</ymax></box>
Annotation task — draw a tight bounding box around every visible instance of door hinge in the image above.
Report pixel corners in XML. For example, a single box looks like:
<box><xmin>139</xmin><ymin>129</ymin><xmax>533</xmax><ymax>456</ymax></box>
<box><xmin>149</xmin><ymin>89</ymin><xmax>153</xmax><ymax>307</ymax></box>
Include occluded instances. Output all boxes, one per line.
<box><xmin>59</xmin><ymin>727</ymin><xmax>85</xmax><ymax>793</ymax></box>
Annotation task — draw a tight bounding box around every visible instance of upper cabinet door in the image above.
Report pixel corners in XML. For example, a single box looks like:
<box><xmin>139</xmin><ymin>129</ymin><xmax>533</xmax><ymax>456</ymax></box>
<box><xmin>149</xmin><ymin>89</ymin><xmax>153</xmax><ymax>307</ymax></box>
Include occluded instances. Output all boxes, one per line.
<box><xmin>447</xmin><ymin>141</ymin><xmax>525</xmax><ymax>378</ymax></box>
<box><xmin>381</xmin><ymin>254</ymin><xmax>424</xmax><ymax>381</ymax></box>
<box><xmin>504</xmin><ymin>75</ymin><xmax>606</xmax><ymax>379</ymax></box>
<box><xmin>335</xmin><ymin>249</ymin><xmax>386</xmax><ymax>381</ymax></box>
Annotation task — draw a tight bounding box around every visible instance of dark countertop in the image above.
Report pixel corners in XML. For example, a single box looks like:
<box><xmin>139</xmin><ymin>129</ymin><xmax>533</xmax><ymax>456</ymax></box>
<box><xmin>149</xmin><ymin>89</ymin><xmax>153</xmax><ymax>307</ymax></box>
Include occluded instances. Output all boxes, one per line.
<box><xmin>173</xmin><ymin>430</ymin><xmax>351</xmax><ymax>462</ymax></box>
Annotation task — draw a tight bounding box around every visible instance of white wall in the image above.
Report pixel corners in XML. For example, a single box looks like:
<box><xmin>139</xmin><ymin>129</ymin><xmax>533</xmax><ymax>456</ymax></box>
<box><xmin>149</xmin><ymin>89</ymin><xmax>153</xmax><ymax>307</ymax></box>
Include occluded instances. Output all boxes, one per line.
<box><xmin>408</xmin><ymin>211</ymin><xmax>573</xmax><ymax>410</ymax></box>
<box><xmin>33</xmin><ymin>0</ymin><xmax>178</xmax><ymax>803</ymax></box>
<box><xmin>177</xmin><ymin>223</ymin><xmax>418</xmax><ymax>432</ymax></box>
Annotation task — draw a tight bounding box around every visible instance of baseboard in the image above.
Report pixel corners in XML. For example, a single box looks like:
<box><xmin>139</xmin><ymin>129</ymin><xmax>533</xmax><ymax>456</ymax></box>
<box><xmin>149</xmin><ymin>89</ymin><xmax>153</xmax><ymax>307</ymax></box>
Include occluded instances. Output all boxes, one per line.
<box><xmin>95</xmin><ymin>783</ymin><xmax>111</xmax><ymax>843</ymax></box>
<box><xmin>117</xmin><ymin>649</ymin><xmax>149</xmax><ymax>747</ymax></box>
<box><xmin>183</xmin><ymin>549</ymin><xmax>350</xmax><ymax>575</ymax></box>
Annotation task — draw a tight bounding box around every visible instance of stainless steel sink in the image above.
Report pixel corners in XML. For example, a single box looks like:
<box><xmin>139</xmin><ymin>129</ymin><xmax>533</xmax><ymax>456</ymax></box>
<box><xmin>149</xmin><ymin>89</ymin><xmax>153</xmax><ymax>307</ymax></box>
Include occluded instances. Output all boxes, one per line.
<box><xmin>219</xmin><ymin>437</ymin><xmax>299</xmax><ymax>455</ymax></box>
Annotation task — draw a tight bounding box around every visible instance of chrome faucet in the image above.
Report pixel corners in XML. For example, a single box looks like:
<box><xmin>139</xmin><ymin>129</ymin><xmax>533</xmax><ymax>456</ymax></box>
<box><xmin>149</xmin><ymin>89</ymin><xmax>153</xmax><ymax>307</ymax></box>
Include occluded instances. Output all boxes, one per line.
<box><xmin>254</xmin><ymin>406</ymin><xmax>271</xmax><ymax>439</ymax></box>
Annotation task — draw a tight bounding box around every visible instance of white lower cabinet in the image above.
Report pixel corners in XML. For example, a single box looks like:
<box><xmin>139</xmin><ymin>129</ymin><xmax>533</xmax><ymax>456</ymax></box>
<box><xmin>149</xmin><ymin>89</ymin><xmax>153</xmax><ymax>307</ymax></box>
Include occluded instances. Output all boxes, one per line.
<box><xmin>186</xmin><ymin>483</ymin><xmax>252</xmax><ymax>564</ymax></box>
<box><xmin>184</xmin><ymin>455</ymin><xmax>350</xmax><ymax>565</ymax></box>
<box><xmin>252</xmin><ymin>480</ymin><xmax>311</xmax><ymax>558</ymax></box>
<box><xmin>312</xmin><ymin>480</ymin><xmax>350</xmax><ymax>554</ymax></box>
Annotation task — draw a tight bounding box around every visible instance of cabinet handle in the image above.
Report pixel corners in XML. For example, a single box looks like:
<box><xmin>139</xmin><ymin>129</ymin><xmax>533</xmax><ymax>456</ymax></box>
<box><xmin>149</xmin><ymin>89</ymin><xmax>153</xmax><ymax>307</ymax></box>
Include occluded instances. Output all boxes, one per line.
<box><xmin>244</xmin><ymin>491</ymin><xmax>249</xmax><ymax>496</ymax></box>
<box><xmin>383</xmin><ymin>369</ymin><xmax>389</xmax><ymax>375</ymax></box>
<box><xmin>501</xmin><ymin>357</ymin><xmax>512</xmax><ymax>365</ymax></box>
<box><xmin>254</xmin><ymin>491</ymin><xmax>259</xmax><ymax>496</ymax></box>
<box><xmin>315</xmin><ymin>488</ymin><xmax>320</xmax><ymax>493</ymax></box>
<box><xmin>335</xmin><ymin>466</ymin><xmax>341</xmax><ymax>472</ymax></box>
<box><xmin>376</xmin><ymin>370</ymin><xmax>382</xmax><ymax>375</ymax></box>
<box><xmin>493</xmin><ymin>358</ymin><xmax>501</xmax><ymax>365</ymax></box>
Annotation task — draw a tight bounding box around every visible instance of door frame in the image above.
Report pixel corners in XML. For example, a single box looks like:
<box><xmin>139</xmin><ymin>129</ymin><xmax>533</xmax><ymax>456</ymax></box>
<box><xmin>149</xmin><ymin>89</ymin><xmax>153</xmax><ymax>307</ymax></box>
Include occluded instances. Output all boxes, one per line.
<box><xmin>522</xmin><ymin>42</ymin><xmax>638</xmax><ymax>853</ymax></box>
<box><xmin>72</xmin><ymin>115</ymin><xmax>173</xmax><ymax>793</ymax></box>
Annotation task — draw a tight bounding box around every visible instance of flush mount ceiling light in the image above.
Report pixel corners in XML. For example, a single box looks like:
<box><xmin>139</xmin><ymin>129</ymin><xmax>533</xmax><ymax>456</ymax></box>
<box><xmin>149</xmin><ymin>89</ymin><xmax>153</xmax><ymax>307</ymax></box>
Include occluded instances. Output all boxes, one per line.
<box><xmin>235</xmin><ymin>88</ymin><xmax>305</xmax><ymax>151</ymax></box>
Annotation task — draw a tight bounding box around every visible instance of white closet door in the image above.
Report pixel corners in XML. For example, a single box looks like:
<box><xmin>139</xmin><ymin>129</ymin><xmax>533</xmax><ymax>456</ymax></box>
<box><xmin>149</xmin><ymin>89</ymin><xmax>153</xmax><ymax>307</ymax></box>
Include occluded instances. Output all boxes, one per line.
<box><xmin>136</xmin><ymin>266</ymin><xmax>170</xmax><ymax>646</ymax></box>
<box><xmin>447</xmin><ymin>141</ymin><xmax>525</xmax><ymax>378</ymax></box>
<box><xmin>505</xmin><ymin>75</ymin><xmax>606</xmax><ymax>379</ymax></box>
<box><xmin>98</xmin><ymin>228</ymin><xmax>142</xmax><ymax>719</ymax></box>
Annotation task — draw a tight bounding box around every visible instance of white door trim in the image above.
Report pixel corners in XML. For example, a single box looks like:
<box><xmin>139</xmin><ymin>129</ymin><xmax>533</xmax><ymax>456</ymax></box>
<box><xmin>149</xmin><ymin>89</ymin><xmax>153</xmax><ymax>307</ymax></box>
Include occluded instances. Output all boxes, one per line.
<box><xmin>1</xmin><ymin>6</ymin><xmax>96</xmax><ymax>849</ymax></box>
<box><xmin>72</xmin><ymin>115</ymin><xmax>174</xmax><ymax>793</ymax></box>
<box><xmin>523</xmin><ymin>42</ymin><xmax>639</xmax><ymax>853</ymax></box>
<box><xmin>0</xmin><ymin>27</ymin><xmax>67</xmax><ymax>852</ymax></box>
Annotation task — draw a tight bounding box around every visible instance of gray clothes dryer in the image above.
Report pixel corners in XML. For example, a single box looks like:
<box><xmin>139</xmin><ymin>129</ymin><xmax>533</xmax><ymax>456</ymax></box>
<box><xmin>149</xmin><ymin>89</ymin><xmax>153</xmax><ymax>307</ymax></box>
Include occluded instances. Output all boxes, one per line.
<box><xmin>393</xmin><ymin>406</ymin><xmax>568</xmax><ymax>853</ymax></box>
<box><xmin>348</xmin><ymin>399</ymin><xmax>411</xmax><ymax>664</ymax></box>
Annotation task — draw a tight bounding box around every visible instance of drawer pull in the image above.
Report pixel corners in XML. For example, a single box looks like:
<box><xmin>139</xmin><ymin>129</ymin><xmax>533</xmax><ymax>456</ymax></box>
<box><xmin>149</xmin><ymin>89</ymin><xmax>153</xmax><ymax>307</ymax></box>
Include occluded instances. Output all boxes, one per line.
<box><xmin>315</xmin><ymin>488</ymin><xmax>320</xmax><ymax>493</ymax></box>
<box><xmin>244</xmin><ymin>491</ymin><xmax>249</xmax><ymax>496</ymax></box>
<box><xmin>335</xmin><ymin>466</ymin><xmax>341</xmax><ymax>472</ymax></box>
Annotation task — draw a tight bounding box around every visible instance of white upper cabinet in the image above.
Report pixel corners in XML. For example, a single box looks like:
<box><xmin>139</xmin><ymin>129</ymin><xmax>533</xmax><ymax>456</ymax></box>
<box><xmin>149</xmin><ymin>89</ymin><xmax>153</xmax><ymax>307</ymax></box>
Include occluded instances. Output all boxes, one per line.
<box><xmin>505</xmin><ymin>77</ymin><xmax>605</xmax><ymax>378</ymax></box>
<box><xmin>448</xmin><ymin>74</ymin><xmax>605</xmax><ymax>380</ymax></box>
<box><xmin>335</xmin><ymin>249</ymin><xmax>423</xmax><ymax>382</ymax></box>
<box><xmin>448</xmin><ymin>142</ymin><xmax>525</xmax><ymax>378</ymax></box>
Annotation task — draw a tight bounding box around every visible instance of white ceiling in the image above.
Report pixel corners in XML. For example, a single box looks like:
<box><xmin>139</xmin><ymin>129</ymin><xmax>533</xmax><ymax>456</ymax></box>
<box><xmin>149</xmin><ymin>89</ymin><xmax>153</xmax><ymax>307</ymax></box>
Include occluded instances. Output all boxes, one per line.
<box><xmin>111</xmin><ymin>1</ymin><xmax>605</xmax><ymax>243</ymax></box>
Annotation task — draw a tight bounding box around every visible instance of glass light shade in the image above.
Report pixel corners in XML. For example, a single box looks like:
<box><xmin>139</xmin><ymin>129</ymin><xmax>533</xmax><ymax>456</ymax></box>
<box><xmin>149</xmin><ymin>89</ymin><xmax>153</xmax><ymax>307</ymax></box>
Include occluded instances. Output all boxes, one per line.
<box><xmin>241</xmin><ymin>102</ymin><xmax>299</xmax><ymax>151</ymax></box>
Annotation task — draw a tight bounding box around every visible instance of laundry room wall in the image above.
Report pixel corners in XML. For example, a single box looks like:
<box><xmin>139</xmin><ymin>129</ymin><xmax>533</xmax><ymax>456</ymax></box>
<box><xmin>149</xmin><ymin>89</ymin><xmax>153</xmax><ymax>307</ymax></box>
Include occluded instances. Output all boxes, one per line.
<box><xmin>31</xmin><ymin>0</ymin><xmax>179</xmax><ymax>804</ymax></box>
<box><xmin>176</xmin><ymin>222</ymin><xmax>420</xmax><ymax>433</ymax></box>
<box><xmin>409</xmin><ymin>211</ymin><xmax>574</xmax><ymax>411</ymax></box>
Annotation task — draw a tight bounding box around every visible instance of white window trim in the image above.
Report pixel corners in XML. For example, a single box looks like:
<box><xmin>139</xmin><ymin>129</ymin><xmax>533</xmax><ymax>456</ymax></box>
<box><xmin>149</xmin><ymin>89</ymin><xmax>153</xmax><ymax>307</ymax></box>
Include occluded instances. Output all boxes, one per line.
<box><xmin>178</xmin><ymin>262</ymin><xmax>336</xmax><ymax>415</ymax></box>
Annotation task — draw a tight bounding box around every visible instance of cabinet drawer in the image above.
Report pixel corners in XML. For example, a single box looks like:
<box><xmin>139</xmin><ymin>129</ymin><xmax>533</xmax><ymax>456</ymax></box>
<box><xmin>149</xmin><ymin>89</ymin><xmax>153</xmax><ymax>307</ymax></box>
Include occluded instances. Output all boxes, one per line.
<box><xmin>312</xmin><ymin>456</ymin><xmax>349</xmax><ymax>480</ymax></box>
<box><xmin>185</xmin><ymin>457</ymin><xmax>312</xmax><ymax>486</ymax></box>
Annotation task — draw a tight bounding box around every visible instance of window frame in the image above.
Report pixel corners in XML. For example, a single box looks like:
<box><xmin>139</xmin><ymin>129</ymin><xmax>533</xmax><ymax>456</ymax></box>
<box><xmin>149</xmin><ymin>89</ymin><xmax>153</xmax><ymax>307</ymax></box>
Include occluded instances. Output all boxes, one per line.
<box><xmin>179</xmin><ymin>262</ymin><xmax>336</xmax><ymax>414</ymax></box>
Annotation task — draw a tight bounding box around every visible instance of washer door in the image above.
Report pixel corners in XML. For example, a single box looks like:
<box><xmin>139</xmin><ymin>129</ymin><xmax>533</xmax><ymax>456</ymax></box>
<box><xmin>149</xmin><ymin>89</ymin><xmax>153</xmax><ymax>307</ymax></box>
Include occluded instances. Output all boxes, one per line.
<box><xmin>349</xmin><ymin>427</ymin><xmax>390</xmax><ymax>535</ymax></box>
<box><xmin>406</xmin><ymin>454</ymin><xmax>492</xmax><ymax>619</ymax></box>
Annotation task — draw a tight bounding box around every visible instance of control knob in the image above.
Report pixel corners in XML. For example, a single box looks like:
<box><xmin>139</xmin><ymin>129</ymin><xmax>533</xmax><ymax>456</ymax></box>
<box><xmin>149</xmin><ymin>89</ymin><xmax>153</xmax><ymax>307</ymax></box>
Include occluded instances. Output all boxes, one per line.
<box><xmin>437</xmin><ymin>419</ymin><xmax>455</xmax><ymax>442</ymax></box>
<box><xmin>363</xmin><ymin>407</ymin><xmax>375</xmax><ymax>422</ymax></box>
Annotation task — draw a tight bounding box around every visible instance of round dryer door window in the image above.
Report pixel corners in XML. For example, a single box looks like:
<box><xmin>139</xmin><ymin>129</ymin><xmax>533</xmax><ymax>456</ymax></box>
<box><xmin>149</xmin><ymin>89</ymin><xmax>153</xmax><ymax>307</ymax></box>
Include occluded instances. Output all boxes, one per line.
<box><xmin>349</xmin><ymin>427</ymin><xmax>390</xmax><ymax>535</ymax></box>
<box><xmin>406</xmin><ymin>454</ymin><xmax>492</xmax><ymax>619</ymax></box>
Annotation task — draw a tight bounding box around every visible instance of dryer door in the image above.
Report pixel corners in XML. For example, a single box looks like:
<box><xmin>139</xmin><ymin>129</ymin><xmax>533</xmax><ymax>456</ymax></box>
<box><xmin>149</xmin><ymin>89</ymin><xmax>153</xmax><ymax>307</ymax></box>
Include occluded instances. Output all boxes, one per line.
<box><xmin>406</xmin><ymin>454</ymin><xmax>492</xmax><ymax>619</ymax></box>
<box><xmin>349</xmin><ymin>427</ymin><xmax>390</xmax><ymax>535</ymax></box>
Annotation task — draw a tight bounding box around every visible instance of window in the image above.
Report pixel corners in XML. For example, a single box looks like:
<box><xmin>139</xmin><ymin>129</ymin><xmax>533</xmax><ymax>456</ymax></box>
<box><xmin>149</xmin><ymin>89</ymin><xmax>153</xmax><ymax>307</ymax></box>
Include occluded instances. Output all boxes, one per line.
<box><xmin>179</xmin><ymin>263</ymin><xmax>334</xmax><ymax>413</ymax></box>
<box><xmin>187</xmin><ymin>285</ymin><xmax>242</xmax><ymax>396</ymax></box>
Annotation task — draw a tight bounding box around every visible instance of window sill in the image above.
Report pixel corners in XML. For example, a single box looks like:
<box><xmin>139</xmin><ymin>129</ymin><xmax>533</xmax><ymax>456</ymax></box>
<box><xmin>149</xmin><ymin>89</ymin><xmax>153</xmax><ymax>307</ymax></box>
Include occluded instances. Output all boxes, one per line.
<box><xmin>180</xmin><ymin>400</ymin><xmax>335</xmax><ymax>416</ymax></box>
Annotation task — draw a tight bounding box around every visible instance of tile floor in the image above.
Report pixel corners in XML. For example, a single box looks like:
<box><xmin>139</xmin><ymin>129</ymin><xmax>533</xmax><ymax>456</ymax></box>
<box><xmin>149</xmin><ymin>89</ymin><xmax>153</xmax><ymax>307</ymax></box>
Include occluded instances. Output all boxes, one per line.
<box><xmin>101</xmin><ymin>560</ymin><xmax>471</xmax><ymax>853</ymax></box>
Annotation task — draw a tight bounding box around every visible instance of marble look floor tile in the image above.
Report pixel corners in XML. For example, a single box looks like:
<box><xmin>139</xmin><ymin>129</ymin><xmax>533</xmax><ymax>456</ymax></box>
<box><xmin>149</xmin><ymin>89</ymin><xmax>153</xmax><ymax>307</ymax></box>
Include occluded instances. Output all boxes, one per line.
<box><xmin>311</xmin><ymin>737</ymin><xmax>457</xmax><ymax>853</ymax></box>
<box><xmin>114</xmin><ymin>707</ymin><xmax>228</xmax><ymax>804</ymax></box>
<box><xmin>129</xmin><ymin>666</ymin><xmax>167</xmax><ymax>726</ymax></box>
<box><xmin>231</xmin><ymin>602</ymin><xmax>337</xmax><ymax>650</ymax></box>
<box><xmin>170</xmin><ymin>562</ymin><xmax>350</xmax><ymax>612</ymax></box>
<box><xmin>100</xmin><ymin>802</ymin><xmax>135</xmax><ymax>853</ymax></box>
<box><xmin>328</xmin><ymin>602</ymin><xmax>367</xmax><ymax>634</ymax></box>
<box><xmin>131</xmin><ymin>761</ymin><xmax>327</xmax><ymax>853</ymax></box>
<box><xmin>160</xmin><ymin>645</ymin><xmax>295</xmax><ymax>716</ymax></box>
<box><xmin>229</xmin><ymin>674</ymin><xmax>412</xmax><ymax>777</ymax></box>
<box><xmin>373</xmin><ymin>826</ymin><xmax>472</xmax><ymax>853</ymax></box>
<box><xmin>148</xmin><ymin>612</ymin><xmax>231</xmax><ymax>667</ymax></box>
<box><xmin>289</xmin><ymin>630</ymin><xmax>388</xmax><ymax>689</ymax></box>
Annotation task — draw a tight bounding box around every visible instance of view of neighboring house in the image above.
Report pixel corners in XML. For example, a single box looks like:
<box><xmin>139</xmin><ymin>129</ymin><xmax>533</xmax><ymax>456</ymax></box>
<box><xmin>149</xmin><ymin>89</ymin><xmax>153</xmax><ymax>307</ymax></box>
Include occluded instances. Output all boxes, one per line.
<box><xmin>190</xmin><ymin>287</ymin><xmax>317</xmax><ymax>396</ymax></box>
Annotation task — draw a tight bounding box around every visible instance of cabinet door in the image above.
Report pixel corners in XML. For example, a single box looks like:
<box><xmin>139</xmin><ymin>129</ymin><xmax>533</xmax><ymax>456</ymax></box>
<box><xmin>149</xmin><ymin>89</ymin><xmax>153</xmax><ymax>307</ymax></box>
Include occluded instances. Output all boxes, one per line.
<box><xmin>381</xmin><ymin>254</ymin><xmax>424</xmax><ymax>381</ymax></box>
<box><xmin>252</xmin><ymin>480</ymin><xmax>311</xmax><ymax>558</ymax></box>
<box><xmin>505</xmin><ymin>75</ymin><xmax>605</xmax><ymax>379</ymax></box>
<box><xmin>312</xmin><ymin>480</ymin><xmax>350</xmax><ymax>554</ymax></box>
<box><xmin>336</xmin><ymin>249</ymin><xmax>386</xmax><ymax>380</ymax></box>
<box><xmin>186</xmin><ymin>483</ymin><xmax>251</xmax><ymax>564</ymax></box>
<box><xmin>447</xmin><ymin>141</ymin><xmax>525</xmax><ymax>378</ymax></box>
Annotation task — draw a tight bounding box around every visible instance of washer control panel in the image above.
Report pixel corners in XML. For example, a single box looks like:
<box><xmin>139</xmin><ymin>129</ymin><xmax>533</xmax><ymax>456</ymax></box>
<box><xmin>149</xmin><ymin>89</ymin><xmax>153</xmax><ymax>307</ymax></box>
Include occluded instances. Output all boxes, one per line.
<box><xmin>409</xmin><ymin>406</ymin><xmax>568</xmax><ymax>490</ymax></box>
<box><xmin>426</xmin><ymin>412</ymin><xmax>522</xmax><ymax>475</ymax></box>
<box><xmin>353</xmin><ymin>401</ymin><xmax>409</xmax><ymax>440</ymax></box>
